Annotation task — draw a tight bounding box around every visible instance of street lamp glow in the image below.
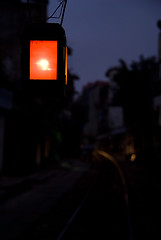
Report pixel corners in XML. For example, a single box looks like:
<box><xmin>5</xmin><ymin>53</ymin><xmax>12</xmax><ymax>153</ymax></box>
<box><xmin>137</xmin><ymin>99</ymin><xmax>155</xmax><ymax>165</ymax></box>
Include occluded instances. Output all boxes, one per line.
<box><xmin>30</xmin><ymin>40</ymin><xmax>57</xmax><ymax>80</ymax></box>
<box><xmin>36</xmin><ymin>59</ymin><xmax>51</xmax><ymax>71</ymax></box>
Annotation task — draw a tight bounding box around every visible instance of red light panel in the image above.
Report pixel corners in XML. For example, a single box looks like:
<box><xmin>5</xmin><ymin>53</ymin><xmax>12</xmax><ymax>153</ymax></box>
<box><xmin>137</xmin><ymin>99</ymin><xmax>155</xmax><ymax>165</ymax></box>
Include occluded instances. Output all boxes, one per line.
<box><xmin>30</xmin><ymin>40</ymin><xmax>57</xmax><ymax>80</ymax></box>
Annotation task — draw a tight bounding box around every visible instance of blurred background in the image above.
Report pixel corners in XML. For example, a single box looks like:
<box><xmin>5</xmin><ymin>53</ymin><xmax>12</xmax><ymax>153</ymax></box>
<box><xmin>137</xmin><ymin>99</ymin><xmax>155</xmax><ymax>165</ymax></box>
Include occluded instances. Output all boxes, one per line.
<box><xmin>0</xmin><ymin>0</ymin><xmax>161</xmax><ymax>175</ymax></box>
<box><xmin>0</xmin><ymin>1</ymin><xmax>161</xmax><ymax>239</ymax></box>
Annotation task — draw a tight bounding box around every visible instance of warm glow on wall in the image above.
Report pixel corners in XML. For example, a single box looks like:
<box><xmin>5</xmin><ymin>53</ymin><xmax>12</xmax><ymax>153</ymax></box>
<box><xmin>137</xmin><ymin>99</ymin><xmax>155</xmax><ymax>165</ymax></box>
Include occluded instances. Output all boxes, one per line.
<box><xmin>30</xmin><ymin>40</ymin><xmax>57</xmax><ymax>80</ymax></box>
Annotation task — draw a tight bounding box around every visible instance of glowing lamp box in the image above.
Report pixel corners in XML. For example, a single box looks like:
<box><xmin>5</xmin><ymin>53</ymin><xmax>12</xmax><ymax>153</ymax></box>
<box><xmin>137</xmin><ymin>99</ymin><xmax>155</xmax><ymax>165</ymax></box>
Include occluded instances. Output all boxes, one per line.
<box><xmin>22</xmin><ymin>23</ymin><xmax>67</xmax><ymax>98</ymax></box>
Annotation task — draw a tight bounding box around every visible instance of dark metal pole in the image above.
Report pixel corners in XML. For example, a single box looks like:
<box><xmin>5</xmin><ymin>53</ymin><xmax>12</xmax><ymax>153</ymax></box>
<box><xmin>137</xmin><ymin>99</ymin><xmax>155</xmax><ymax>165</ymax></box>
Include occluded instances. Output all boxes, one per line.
<box><xmin>61</xmin><ymin>0</ymin><xmax>67</xmax><ymax>26</ymax></box>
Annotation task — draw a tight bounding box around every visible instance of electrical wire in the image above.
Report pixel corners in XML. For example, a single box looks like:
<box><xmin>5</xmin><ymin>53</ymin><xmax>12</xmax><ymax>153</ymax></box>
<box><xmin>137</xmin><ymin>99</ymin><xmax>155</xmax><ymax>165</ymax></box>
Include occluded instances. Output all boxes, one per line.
<box><xmin>46</xmin><ymin>1</ymin><xmax>64</xmax><ymax>20</ymax></box>
<box><xmin>60</xmin><ymin>0</ymin><xmax>67</xmax><ymax>25</ymax></box>
<box><xmin>26</xmin><ymin>0</ymin><xmax>67</xmax><ymax>25</ymax></box>
<box><xmin>46</xmin><ymin>0</ymin><xmax>66</xmax><ymax>23</ymax></box>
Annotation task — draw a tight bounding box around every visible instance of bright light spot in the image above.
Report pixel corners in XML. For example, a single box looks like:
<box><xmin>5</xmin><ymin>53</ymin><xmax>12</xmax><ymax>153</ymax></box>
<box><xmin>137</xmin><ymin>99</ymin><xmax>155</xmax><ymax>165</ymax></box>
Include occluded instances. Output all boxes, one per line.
<box><xmin>36</xmin><ymin>59</ymin><xmax>51</xmax><ymax>71</ymax></box>
<box><xmin>130</xmin><ymin>154</ymin><xmax>136</xmax><ymax>162</ymax></box>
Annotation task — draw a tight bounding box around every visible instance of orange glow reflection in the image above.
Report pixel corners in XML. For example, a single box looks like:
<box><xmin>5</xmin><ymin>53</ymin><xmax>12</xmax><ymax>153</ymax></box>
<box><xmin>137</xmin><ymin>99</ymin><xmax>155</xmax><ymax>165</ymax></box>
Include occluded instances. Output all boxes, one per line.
<box><xmin>65</xmin><ymin>47</ymin><xmax>67</xmax><ymax>85</ymax></box>
<box><xmin>130</xmin><ymin>154</ymin><xmax>136</xmax><ymax>162</ymax></box>
<box><xmin>30</xmin><ymin>40</ymin><xmax>57</xmax><ymax>80</ymax></box>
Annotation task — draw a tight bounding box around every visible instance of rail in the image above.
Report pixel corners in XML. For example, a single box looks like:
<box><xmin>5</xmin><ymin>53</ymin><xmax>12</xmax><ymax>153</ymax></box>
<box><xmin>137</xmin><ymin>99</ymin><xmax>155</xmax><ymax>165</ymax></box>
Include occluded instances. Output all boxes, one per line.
<box><xmin>94</xmin><ymin>150</ymin><xmax>133</xmax><ymax>240</ymax></box>
<box><xmin>56</xmin><ymin>149</ymin><xmax>133</xmax><ymax>240</ymax></box>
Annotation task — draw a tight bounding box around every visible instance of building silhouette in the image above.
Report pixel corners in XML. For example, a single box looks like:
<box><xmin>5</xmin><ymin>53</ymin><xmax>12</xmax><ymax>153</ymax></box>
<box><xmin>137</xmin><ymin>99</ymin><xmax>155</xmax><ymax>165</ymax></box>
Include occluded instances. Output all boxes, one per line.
<box><xmin>0</xmin><ymin>0</ymin><xmax>53</xmax><ymax>175</ymax></box>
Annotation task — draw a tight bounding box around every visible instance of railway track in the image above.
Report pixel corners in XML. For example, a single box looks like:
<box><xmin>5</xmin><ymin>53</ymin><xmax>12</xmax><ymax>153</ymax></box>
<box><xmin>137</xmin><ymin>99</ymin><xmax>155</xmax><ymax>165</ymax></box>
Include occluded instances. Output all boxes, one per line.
<box><xmin>56</xmin><ymin>150</ymin><xmax>132</xmax><ymax>240</ymax></box>
<box><xmin>20</xmin><ymin>150</ymin><xmax>132</xmax><ymax>240</ymax></box>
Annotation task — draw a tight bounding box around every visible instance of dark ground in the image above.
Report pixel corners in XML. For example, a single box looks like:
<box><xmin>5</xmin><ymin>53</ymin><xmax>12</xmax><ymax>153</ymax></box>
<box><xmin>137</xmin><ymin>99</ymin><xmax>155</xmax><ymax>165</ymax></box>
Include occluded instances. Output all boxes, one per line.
<box><xmin>0</xmin><ymin>153</ymin><xmax>161</xmax><ymax>240</ymax></box>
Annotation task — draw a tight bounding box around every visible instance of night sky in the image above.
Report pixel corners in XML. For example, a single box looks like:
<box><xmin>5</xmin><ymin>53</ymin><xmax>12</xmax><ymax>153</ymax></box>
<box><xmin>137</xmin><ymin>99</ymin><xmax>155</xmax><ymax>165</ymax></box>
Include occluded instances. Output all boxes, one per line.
<box><xmin>48</xmin><ymin>0</ymin><xmax>161</xmax><ymax>93</ymax></box>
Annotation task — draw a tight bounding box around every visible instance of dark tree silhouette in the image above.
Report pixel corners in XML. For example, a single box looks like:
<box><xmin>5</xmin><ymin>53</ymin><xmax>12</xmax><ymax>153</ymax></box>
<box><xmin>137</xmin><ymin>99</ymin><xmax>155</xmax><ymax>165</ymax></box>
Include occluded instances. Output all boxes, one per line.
<box><xmin>106</xmin><ymin>56</ymin><xmax>160</xmax><ymax>164</ymax></box>
<box><xmin>106</xmin><ymin>56</ymin><xmax>159</xmax><ymax>130</ymax></box>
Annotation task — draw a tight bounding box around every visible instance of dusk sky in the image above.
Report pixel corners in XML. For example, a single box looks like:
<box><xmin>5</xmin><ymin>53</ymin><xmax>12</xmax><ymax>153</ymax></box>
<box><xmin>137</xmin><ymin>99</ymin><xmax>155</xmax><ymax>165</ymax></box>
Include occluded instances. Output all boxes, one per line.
<box><xmin>48</xmin><ymin>0</ymin><xmax>161</xmax><ymax>93</ymax></box>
